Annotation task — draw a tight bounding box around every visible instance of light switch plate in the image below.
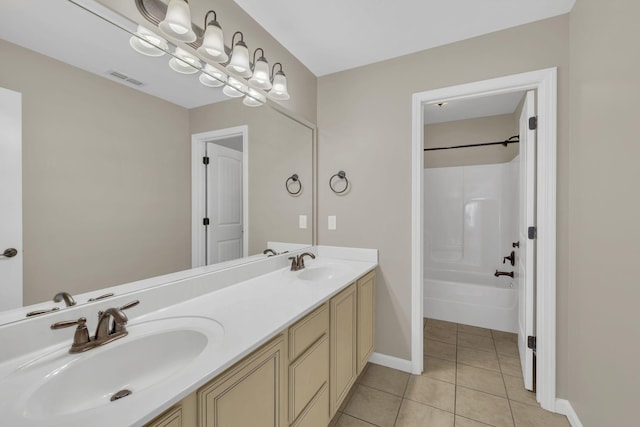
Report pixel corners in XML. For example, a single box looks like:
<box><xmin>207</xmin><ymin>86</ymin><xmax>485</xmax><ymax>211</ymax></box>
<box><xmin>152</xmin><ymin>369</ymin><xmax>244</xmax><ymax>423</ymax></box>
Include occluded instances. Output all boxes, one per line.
<box><xmin>299</xmin><ymin>215</ymin><xmax>307</xmax><ymax>229</ymax></box>
<box><xmin>328</xmin><ymin>215</ymin><xmax>337</xmax><ymax>230</ymax></box>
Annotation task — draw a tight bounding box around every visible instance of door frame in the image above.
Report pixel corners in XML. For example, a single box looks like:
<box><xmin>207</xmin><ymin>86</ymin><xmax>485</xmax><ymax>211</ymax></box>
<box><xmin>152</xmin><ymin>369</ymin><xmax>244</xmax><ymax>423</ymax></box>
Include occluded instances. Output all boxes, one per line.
<box><xmin>192</xmin><ymin>125</ymin><xmax>249</xmax><ymax>267</ymax></box>
<box><xmin>411</xmin><ymin>68</ymin><xmax>557</xmax><ymax>411</ymax></box>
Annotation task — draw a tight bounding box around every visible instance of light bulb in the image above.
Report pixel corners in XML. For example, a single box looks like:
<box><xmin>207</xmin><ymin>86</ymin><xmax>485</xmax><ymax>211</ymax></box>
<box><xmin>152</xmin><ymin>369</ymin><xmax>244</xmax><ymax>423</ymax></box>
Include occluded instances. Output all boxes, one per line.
<box><xmin>223</xmin><ymin>77</ymin><xmax>247</xmax><ymax>98</ymax></box>
<box><xmin>159</xmin><ymin>0</ymin><xmax>196</xmax><ymax>43</ymax></box>
<box><xmin>269</xmin><ymin>71</ymin><xmax>290</xmax><ymax>100</ymax></box>
<box><xmin>248</xmin><ymin>57</ymin><xmax>272</xmax><ymax>90</ymax></box>
<box><xmin>199</xmin><ymin>64</ymin><xmax>227</xmax><ymax>88</ymax></box>
<box><xmin>243</xmin><ymin>88</ymin><xmax>266</xmax><ymax>107</ymax></box>
<box><xmin>129</xmin><ymin>25</ymin><xmax>168</xmax><ymax>57</ymax></box>
<box><xmin>169</xmin><ymin>47</ymin><xmax>201</xmax><ymax>74</ymax></box>
<box><xmin>197</xmin><ymin>19</ymin><xmax>228</xmax><ymax>63</ymax></box>
<box><xmin>227</xmin><ymin>40</ymin><xmax>252</xmax><ymax>78</ymax></box>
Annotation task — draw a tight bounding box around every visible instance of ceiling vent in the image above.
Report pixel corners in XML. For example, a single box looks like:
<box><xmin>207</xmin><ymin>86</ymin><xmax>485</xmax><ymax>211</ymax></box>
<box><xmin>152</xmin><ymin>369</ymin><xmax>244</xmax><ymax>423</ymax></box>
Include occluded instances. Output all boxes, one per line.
<box><xmin>106</xmin><ymin>70</ymin><xmax>145</xmax><ymax>86</ymax></box>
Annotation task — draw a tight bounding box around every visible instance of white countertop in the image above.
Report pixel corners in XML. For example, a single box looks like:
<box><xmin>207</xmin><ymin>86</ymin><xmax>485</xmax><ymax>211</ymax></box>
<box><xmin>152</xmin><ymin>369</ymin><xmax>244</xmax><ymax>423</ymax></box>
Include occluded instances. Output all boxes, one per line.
<box><xmin>0</xmin><ymin>247</ymin><xmax>377</xmax><ymax>427</ymax></box>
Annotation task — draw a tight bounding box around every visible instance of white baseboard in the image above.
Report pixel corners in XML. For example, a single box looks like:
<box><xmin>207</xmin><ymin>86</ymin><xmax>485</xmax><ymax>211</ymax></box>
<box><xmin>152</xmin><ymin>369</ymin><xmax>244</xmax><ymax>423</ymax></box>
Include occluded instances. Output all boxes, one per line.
<box><xmin>555</xmin><ymin>399</ymin><xmax>583</xmax><ymax>427</ymax></box>
<box><xmin>368</xmin><ymin>352</ymin><xmax>413</xmax><ymax>373</ymax></box>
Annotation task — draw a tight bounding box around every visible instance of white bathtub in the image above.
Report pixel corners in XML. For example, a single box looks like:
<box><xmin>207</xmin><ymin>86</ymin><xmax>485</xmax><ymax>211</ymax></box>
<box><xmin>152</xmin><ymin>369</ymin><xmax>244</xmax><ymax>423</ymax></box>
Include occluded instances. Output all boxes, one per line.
<box><xmin>423</xmin><ymin>269</ymin><xmax>518</xmax><ymax>333</ymax></box>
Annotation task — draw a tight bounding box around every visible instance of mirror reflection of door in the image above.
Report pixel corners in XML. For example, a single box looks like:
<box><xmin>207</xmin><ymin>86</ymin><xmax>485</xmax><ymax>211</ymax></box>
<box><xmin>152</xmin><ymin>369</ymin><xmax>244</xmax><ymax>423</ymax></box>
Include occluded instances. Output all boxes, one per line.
<box><xmin>0</xmin><ymin>87</ymin><xmax>23</xmax><ymax>310</ymax></box>
<box><xmin>205</xmin><ymin>139</ymin><xmax>244</xmax><ymax>264</ymax></box>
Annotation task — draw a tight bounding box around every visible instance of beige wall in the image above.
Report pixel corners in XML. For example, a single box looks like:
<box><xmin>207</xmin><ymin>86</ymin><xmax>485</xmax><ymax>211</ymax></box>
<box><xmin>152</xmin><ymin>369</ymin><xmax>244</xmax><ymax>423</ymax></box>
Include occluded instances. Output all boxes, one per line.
<box><xmin>317</xmin><ymin>15</ymin><xmax>570</xmax><ymax>396</ymax></box>
<box><xmin>424</xmin><ymin>114</ymin><xmax>518</xmax><ymax>168</ymax></box>
<box><xmin>189</xmin><ymin>99</ymin><xmax>313</xmax><ymax>255</ymax></box>
<box><xmin>568</xmin><ymin>0</ymin><xmax>640</xmax><ymax>424</ymax></box>
<box><xmin>101</xmin><ymin>0</ymin><xmax>317</xmax><ymax>124</ymax></box>
<box><xmin>0</xmin><ymin>39</ymin><xmax>192</xmax><ymax>305</ymax></box>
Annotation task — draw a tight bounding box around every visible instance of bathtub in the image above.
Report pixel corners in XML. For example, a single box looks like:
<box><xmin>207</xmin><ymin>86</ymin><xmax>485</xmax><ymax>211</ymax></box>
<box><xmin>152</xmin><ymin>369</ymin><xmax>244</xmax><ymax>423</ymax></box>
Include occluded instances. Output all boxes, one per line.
<box><xmin>423</xmin><ymin>269</ymin><xmax>518</xmax><ymax>333</ymax></box>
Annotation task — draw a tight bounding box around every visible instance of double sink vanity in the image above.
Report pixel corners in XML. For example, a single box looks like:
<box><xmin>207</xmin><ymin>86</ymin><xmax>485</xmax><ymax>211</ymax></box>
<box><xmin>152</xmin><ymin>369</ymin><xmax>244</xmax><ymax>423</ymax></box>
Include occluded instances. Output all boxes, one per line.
<box><xmin>0</xmin><ymin>246</ymin><xmax>378</xmax><ymax>427</ymax></box>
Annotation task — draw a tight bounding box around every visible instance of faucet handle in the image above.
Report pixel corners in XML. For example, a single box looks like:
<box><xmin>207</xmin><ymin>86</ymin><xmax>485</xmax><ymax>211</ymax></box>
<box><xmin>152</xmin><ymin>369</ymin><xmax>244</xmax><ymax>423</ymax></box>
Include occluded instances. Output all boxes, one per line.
<box><xmin>120</xmin><ymin>300</ymin><xmax>140</xmax><ymax>311</ymax></box>
<box><xmin>51</xmin><ymin>317</ymin><xmax>87</xmax><ymax>330</ymax></box>
<box><xmin>288</xmin><ymin>256</ymin><xmax>299</xmax><ymax>271</ymax></box>
<box><xmin>51</xmin><ymin>317</ymin><xmax>91</xmax><ymax>352</ymax></box>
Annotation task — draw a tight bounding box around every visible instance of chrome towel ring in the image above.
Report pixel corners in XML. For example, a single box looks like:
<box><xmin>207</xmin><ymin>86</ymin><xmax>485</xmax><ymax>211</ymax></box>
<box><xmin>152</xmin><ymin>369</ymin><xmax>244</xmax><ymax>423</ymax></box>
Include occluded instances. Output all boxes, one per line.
<box><xmin>329</xmin><ymin>170</ymin><xmax>349</xmax><ymax>194</ymax></box>
<box><xmin>286</xmin><ymin>174</ymin><xmax>302</xmax><ymax>195</ymax></box>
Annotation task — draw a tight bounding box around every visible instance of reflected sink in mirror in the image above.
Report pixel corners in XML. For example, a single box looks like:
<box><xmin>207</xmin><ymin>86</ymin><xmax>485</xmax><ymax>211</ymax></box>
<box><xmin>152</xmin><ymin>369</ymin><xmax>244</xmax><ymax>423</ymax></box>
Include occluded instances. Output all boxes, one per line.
<box><xmin>1</xmin><ymin>316</ymin><xmax>223</xmax><ymax>423</ymax></box>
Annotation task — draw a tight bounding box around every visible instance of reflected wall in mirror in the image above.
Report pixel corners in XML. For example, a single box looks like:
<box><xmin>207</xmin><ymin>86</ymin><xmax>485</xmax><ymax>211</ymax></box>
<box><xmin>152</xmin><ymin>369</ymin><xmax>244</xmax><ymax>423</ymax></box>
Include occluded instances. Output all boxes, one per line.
<box><xmin>0</xmin><ymin>0</ymin><xmax>315</xmax><ymax>321</ymax></box>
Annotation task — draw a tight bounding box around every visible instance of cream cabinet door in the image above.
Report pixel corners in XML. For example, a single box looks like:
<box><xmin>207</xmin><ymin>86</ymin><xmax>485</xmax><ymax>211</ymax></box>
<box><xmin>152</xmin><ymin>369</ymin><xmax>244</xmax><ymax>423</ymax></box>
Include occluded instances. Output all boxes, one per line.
<box><xmin>329</xmin><ymin>283</ymin><xmax>357</xmax><ymax>417</ymax></box>
<box><xmin>356</xmin><ymin>271</ymin><xmax>376</xmax><ymax>375</ymax></box>
<box><xmin>199</xmin><ymin>336</ymin><xmax>286</xmax><ymax>427</ymax></box>
<box><xmin>145</xmin><ymin>393</ymin><xmax>197</xmax><ymax>427</ymax></box>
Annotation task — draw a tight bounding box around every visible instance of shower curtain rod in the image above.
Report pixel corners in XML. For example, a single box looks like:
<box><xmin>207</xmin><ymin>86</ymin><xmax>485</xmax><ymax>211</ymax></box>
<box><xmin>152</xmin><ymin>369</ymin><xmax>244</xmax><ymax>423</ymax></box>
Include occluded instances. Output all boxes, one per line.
<box><xmin>424</xmin><ymin>135</ymin><xmax>519</xmax><ymax>152</ymax></box>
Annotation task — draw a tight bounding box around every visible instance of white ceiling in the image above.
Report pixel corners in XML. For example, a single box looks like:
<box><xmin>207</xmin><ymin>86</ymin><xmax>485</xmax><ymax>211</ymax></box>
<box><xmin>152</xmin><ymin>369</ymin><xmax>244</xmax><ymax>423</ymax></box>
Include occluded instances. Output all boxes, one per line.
<box><xmin>233</xmin><ymin>0</ymin><xmax>576</xmax><ymax>76</ymax></box>
<box><xmin>423</xmin><ymin>91</ymin><xmax>525</xmax><ymax>125</ymax></box>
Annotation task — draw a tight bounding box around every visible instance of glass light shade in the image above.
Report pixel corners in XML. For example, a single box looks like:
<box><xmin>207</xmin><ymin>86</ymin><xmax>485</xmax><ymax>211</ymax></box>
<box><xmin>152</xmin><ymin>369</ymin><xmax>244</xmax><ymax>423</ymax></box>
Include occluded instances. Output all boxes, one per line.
<box><xmin>269</xmin><ymin>71</ymin><xmax>290</xmax><ymax>100</ymax></box>
<box><xmin>158</xmin><ymin>0</ymin><xmax>196</xmax><ymax>43</ymax></box>
<box><xmin>197</xmin><ymin>21</ymin><xmax>228</xmax><ymax>63</ymax></box>
<box><xmin>243</xmin><ymin>88</ymin><xmax>266</xmax><ymax>107</ymax></box>
<box><xmin>199</xmin><ymin>64</ymin><xmax>227</xmax><ymax>87</ymax></box>
<box><xmin>129</xmin><ymin>25</ymin><xmax>168</xmax><ymax>57</ymax></box>
<box><xmin>169</xmin><ymin>47</ymin><xmax>201</xmax><ymax>74</ymax></box>
<box><xmin>222</xmin><ymin>77</ymin><xmax>247</xmax><ymax>98</ymax></box>
<box><xmin>227</xmin><ymin>41</ymin><xmax>252</xmax><ymax>78</ymax></box>
<box><xmin>248</xmin><ymin>57</ymin><xmax>272</xmax><ymax>90</ymax></box>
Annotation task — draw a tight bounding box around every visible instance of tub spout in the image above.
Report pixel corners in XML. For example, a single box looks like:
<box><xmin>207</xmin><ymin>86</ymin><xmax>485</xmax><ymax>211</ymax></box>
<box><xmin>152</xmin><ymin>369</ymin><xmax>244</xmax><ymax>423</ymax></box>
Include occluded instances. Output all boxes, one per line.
<box><xmin>494</xmin><ymin>270</ymin><xmax>514</xmax><ymax>278</ymax></box>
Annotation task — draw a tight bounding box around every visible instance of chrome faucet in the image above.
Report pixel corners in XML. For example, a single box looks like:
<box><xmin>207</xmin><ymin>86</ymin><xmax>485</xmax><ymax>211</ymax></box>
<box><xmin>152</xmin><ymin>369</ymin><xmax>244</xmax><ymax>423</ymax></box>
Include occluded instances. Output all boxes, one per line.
<box><xmin>494</xmin><ymin>270</ymin><xmax>514</xmax><ymax>278</ymax></box>
<box><xmin>53</xmin><ymin>291</ymin><xmax>76</xmax><ymax>307</ymax></box>
<box><xmin>288</xmin><ymin>252</ymin><xmax>316</xmax><ymax>271</ymax></box>
<box><xmin>51</xmin><ymin>300</ymin><xmax>139</xmax><ymax>353</ymax></box>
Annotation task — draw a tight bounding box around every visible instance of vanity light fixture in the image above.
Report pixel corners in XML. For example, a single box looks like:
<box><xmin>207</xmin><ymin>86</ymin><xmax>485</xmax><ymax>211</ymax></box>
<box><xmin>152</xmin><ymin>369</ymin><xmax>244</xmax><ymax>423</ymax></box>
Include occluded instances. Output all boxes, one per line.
<box><xmin>268</xmin><ymin>63</ymin><xmax>290</xmax><ymax>100</ymax></box>
<box><xmin>199</xmin><ymin>64</ymin><xmax>227</xmax><ymax>87</ymax></box>
<box><xmin>243</xmin><ymin>88</ymin><xmax>266</xmax><ymax>107</ymax></box>
<box><xmin>169</xmin><ymin>47</ymin><xmax>201</xmax><ymax>74</ymax></box>
<box><xmin>248</xmin><ymin>48</ymin><xmax>272</xmax><ymax>90</ymax></box>
<box><xmin>227</xmin><ymin>31</ymin><xmax>252</xmax><ymax>78</ymax></box>
<box><xmin>129</xmin><ymin>25</ymin><xmax>168</xmax><ymax>57</ymax></box>
<box><xmin>222</xmin><ymin>77</ymin><xmax>247</xmax><ymax>98</ymax></box>
<box><xmin>158</xmin><ymin>0</ymin><xmax>197</xmax><ymax>43</ymax></box>
<box><xmin>197</xmin><ymin>11</ymin><xmax>228</xmax><ymax>63</ymax></box>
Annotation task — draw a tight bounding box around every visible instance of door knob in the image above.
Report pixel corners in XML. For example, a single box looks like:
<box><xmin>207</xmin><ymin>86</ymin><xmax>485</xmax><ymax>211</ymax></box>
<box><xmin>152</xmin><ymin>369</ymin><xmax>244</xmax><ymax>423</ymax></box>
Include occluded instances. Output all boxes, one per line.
<box><xmin>1</xmin><ymin>248</ymin><xmax>18</xmax><ymax>258</ymax></box>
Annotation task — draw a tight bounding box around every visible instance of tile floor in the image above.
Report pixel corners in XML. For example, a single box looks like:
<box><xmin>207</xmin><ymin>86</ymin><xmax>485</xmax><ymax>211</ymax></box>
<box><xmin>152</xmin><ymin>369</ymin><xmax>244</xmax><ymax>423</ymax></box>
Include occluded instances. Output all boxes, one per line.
<box><xmin>328</xmin><ymin>318</ymin><xmax>570</xmax><ymax>427</ymax></box>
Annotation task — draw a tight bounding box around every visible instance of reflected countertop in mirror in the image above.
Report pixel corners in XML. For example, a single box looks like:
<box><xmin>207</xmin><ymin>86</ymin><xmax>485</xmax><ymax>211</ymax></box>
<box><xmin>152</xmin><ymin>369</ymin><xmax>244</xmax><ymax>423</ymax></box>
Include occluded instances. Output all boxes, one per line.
<box><xmin>0</xmin><ymin>0</ymin><xmax>315</xmax><ymax>325</ymax></box>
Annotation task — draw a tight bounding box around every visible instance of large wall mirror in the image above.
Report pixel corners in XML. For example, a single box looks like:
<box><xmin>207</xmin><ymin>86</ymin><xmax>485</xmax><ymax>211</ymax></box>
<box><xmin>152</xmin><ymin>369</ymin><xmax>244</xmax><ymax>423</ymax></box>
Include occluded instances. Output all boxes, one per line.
<box><xmin>0</xmin><ymin>0</ymin><xmax>315</xmax><ymax>324</ymax></box>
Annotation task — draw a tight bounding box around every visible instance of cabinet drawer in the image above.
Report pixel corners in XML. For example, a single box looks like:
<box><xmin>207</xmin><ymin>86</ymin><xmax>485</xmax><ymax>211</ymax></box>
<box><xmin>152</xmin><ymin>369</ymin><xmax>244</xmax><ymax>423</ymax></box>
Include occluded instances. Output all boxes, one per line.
<box><xmin>289</xmin><ymin>303</ymin><xmax>329</xmax><ymax>361</ymax></box>
<box><xmin>291</xmin><ymin>384</ymin><xmax>329</xmax><ymax>427</ymax></box>
<box><xmin>289</xmin><ymin>336</ymin><xmax>329</xmax><ymax>422</ymax></box>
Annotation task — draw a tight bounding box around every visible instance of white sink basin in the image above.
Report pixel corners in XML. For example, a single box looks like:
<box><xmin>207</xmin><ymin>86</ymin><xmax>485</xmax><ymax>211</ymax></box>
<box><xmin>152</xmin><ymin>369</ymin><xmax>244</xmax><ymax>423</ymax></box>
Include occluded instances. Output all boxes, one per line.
<box><xmin>292</xmin><ymin>261</ymin><xmax>351</xmax><ymax>281</ymax></box>
<box><xmin>1</xmin><ymin>316</ymin><xmax>223</xmax><ymax>424</ymax></box>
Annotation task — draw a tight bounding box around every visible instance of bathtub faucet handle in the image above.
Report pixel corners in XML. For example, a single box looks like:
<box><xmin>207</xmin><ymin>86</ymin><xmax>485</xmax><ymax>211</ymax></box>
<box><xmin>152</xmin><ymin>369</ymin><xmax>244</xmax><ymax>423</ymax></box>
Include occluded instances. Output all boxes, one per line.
<box><xmin>502</xmin><ymin>251</ymin><xmax>515</xmax><ymax>266</ymax></box>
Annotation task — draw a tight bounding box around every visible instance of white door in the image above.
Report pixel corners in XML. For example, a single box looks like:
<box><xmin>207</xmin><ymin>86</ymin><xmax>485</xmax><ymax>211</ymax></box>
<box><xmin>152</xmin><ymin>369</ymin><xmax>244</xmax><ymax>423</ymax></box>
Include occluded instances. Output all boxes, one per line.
<box><xmin>206</xmin><ymin>143</ymin><xmax>243</xmax><ymax>264</ymax></box>
<box><xmin>518</xmin><ymin>90</ymin><xmax>537</xmax><ymax>391</ymax></box>
<box><xmin>0</xmin><ymin>87</ymin><xmax>23</xmax><ymax>311</ymax></box>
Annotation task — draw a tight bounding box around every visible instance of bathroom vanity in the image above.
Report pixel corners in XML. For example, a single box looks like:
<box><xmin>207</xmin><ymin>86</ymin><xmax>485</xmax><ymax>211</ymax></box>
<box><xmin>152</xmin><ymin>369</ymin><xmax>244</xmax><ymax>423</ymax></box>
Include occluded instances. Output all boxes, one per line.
<box><xmin>0</xmin><ymin>246</ymin><xmax>377</xmax><ymax>427</ymax></box>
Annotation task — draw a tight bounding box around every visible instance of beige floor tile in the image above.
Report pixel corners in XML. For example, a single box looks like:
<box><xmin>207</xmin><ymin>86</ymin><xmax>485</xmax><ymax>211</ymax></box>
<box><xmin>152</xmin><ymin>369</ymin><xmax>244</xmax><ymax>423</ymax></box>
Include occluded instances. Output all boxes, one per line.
<box><xmin>424</xmin><ymin>339</ymin><xmax>457</xmax><ymax>361</ymax></box>
<box><xmin>498</xmin><ymin>354</ymin><xmax>522</xmax><ymax>377</ymax></box>
<box><xmin>456</xmin><ymin>387</ymin><xmax>514</xmax><ymax>427</ymax></box>
<box><xmin>510</xmin><ymin>401</ymin><xmax>571</xmax><ymax>427</ymax></box>
<box><xmin>456</xmin><ymin>364</ymin><xmax>506</xmax><ymax>397</ymax></box>
<box><xmin>503</xmin><ymin>374</ymin><xmax>538</xmax><ymax>407</ymax></box>
<box><xmin>424</xmin><ymin>325</ymin><xmax>458</xmax><ymax>344</ymax></box>
<box><xmin>395</xmin><ymin>399</ymin><xmax>454</xmax><ymax>427</ymax></box>
<box><xmin>458</xmin><ymin>332</ymin><xmax>496</xmax><ymax>352</ymax></box>
<box><xmin>343</xmin><ymin>385</ymin><xmax>402</xmax><ymax>427</ymax></box>
<box><xmin>455</xmin><ymin>415</ymin><xmax>494</xmax><ymax>426</ymax></box>
<box><xmin>359</xmin><ymin>363</ymin><xmax>410</xmax><ymax>396</ymax></box>
<box><xmin>404</xmin><ymin>375</ymin><xmax>455</xmax><ymax>412</ymax></box>
<box><xmin>495</xmin><ymin>339</ymin><xmax>519</xmax><ymax>357</ymax></box>
<box><xmin>427</xmin><ymin>318</ymin><xmax>458</xmax><ymax>331</ymax></box>
<box><xmin>458</xmin><ymin>324</ymin><xmax>492</xmax><ymax>337</ymax></box>
<box><xmin>335</xmin><ymin>413</ymin><xmax>378</xmax><ymax>427</ymax></box>
<box><xmin>492</xmin><ymin>330</ymin><xmax>518</xmax><ymax>343</ymax></box>
<box><xmin>457</xmin><ymin>346</ymin><xmax>500</xmax><ymax>372</ymax></box>
<box><xmin>423</xmin><ymin>356</ymin><xmax>456</xmax><ymax>383</ymax></box>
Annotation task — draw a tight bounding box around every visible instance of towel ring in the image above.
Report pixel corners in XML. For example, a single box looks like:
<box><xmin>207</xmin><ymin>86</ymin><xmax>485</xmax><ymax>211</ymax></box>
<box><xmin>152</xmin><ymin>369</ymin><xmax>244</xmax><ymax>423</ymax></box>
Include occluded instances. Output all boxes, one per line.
<box><xmin>329</xmin><ymin>170</ymin><xmax>349</xmax><ymax>194</ymax></box>
<box><xmin>286</xmin><ymin>174</ymin><xmax>302</xmax><ymax>195</ymax></box>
